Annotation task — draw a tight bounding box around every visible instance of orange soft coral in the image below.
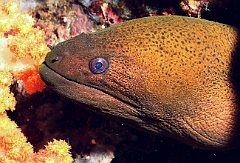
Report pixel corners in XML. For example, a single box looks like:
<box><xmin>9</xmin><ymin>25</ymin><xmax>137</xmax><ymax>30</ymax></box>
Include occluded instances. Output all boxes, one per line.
<box><xmin>0</xmin><ymin>112</ymin><xmax>73</xmax><ymax>162</ymax></box>
<box><xmin>0</xmin><ymin>69</ymin><xmax>15</xmax><ymax>112</ymax></box>
<box><xmin>0</xmin><ymin>1</ymin><xmax>73</xmax><ymax>162</ymax></box>
<box><xmin>34</xmin><ymin>139</ymin><xmax>73</xmax><ymax>163</ymax></box>
<box><xmin>14</xmin><ymin>67</ymin><xmax>45</xmax><ymax>94</ymax></box>
<box><xmin>0</xmin><ymin>1</ymin><xmax>50</xmax><ymax>94</ymax></box>
<box><xmin>0</xmin><ymin>113</ymin><xmax>33</xmax><ymax>162</ymax></box>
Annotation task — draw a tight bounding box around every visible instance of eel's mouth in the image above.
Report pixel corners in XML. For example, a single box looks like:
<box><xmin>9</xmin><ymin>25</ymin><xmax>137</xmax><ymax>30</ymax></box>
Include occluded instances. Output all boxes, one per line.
<box><xmin>40</xmin><ymin>63</ymin><xmax>235</xmax><ymax>150</ymax></box>
<box><xmin>39</xmin><ymin>63</ymin><xmax>138</xmax><ymax>115</ymax></box>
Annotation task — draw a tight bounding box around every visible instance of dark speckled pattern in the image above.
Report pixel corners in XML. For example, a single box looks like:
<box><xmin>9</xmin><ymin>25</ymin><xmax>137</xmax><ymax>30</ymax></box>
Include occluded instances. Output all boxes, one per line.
<box><xmin>40</xmin><ymin>16</ymin><xmax>240</xmax><ymax>150</ymax></box>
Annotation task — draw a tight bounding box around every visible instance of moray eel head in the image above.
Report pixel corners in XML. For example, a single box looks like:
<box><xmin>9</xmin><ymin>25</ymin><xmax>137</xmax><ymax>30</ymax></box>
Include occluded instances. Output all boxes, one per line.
<box><xmin>40</xmin><ymin>16</ymin><xmax>240</xmax><ymax>150</ymax></box>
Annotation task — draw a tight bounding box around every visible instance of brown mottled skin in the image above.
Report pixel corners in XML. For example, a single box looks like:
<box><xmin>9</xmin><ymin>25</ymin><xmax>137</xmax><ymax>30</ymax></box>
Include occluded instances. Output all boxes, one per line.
<box><xmin>40</xmin><ymin>16</ymin><xmax>240</xmax><ymax>150</ymax></box>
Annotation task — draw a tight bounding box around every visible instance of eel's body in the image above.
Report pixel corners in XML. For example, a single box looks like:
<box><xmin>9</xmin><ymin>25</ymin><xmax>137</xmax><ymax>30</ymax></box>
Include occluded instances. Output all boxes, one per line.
<box><xmin>40</xmin><ymin>16</ymin><xmax>240</xmax><ymax>150</ymax></box>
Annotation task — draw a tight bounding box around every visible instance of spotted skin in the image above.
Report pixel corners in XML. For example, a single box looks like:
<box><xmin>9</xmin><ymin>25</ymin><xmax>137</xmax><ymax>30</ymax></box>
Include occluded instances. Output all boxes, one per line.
<box><xmin>40</xmin><ymin>16</ymin><xmax>240</xmax><ymax>150</ymax></box>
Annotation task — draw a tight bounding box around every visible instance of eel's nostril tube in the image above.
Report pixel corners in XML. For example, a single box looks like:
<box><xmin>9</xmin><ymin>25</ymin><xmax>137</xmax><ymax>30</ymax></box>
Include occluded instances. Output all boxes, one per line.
<box><xmin>51</xmin><ymin>54</ymin><xmax>62</xmax><ymax>63</ymax></box>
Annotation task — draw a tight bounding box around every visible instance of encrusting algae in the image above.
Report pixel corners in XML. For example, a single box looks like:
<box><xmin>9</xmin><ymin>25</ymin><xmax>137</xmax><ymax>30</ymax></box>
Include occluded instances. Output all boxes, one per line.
<box><xmin>0</xmin><ymin>1</ymin><xmax>73</xmax><ymax>162</ymax></box>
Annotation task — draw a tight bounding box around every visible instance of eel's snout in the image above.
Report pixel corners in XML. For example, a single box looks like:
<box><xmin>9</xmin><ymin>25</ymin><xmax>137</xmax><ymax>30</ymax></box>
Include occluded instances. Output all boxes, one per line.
<box><xmin>46</xmin><ymin>52</ymin><xmax>63</xmax><ymax>64</ymax></box>
<box><xmin>42</xmin><ymin>50</ymin><xmax>65</xmax><ymax>73</ymax></box>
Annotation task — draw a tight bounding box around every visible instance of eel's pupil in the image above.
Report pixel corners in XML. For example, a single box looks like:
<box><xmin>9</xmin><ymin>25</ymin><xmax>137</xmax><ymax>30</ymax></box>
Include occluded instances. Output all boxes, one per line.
<box><xmin>96</xmin><ymin>62</ymin><xmax>103</xmax><ymax>69</ymax></box>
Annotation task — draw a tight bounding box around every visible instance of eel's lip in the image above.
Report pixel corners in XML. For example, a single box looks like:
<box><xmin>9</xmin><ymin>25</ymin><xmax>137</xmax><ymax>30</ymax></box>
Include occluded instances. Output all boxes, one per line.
<box><xmin>39</xmin><ymin>63</ymin><xmax>138</xmax><ymax>115</ymax></box>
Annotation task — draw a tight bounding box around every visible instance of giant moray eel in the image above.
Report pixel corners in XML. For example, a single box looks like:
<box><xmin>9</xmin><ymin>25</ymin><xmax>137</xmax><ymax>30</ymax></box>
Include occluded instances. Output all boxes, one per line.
<box><xmin>40</xmin><ymin>16</ymin><xmax>240</xmax><ymax>150</ymax></box>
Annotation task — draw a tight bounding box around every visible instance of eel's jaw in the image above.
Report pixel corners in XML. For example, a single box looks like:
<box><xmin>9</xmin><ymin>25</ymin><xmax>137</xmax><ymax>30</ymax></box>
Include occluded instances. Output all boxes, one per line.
<box><xmin>39</xmin><ymin>64</ymin><xmax>238</xmax><ymax>151</ymax></box>
<box><xmin>39</xmin><ymin>63</ymin><xmax>138</xmax><ymax>117</ymax></box>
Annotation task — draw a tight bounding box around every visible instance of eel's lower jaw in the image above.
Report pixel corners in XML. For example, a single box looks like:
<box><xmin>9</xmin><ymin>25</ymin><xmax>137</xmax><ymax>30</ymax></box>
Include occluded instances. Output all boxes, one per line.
<box><xmin>39</xmin><ymin>63</ymin><xmax>139</xmax><ymax>115</ymax></box>
<box><xmin>40</xmin><ymin>64</ymin><xmax>236</xmax><ymax>151</ymax></box>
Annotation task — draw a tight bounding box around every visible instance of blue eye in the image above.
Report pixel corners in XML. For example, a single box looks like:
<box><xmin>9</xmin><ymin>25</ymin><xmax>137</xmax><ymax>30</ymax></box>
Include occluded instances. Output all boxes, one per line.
<box><xmin>89</xmin><ymin>57</ymin><xmax>109</xmax><ymax>74</ymax></box>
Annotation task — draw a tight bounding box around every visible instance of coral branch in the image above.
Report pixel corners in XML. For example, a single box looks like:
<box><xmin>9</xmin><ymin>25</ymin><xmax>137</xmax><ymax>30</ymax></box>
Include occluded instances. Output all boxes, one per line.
<box><xmin>0</xmin><ymin>1</ymin><xmax>73</xmax><ymax>162</ymax></box>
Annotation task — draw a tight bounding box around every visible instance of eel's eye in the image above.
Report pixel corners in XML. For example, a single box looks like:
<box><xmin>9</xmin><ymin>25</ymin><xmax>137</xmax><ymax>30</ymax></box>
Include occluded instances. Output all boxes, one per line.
<box><xmin>89</xmin><ymin>57</ymin><xmax>109</xmax><ymax>74</ymax></box>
